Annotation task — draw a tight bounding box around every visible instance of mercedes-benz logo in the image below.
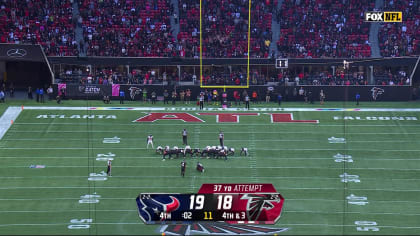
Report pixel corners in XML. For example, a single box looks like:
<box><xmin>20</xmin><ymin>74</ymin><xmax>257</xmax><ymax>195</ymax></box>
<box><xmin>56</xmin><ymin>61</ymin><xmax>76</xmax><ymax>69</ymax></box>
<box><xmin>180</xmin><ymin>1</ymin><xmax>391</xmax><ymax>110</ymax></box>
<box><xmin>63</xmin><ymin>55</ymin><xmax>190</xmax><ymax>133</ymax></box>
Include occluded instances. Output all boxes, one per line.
<box><xmin>7</xmin><ymin>48</ymin><xmax>27</xmax><ymax>57</ymax></box>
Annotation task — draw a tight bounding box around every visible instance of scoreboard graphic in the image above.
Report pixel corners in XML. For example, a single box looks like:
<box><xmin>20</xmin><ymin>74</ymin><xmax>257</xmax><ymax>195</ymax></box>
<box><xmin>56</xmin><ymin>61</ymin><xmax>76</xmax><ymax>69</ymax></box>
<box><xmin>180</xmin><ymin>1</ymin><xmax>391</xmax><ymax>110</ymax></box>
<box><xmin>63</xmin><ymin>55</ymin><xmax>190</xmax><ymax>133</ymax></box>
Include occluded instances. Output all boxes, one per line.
<box><xmin>136</xmin><ymin>183</ymin><xmax>285</xmax><ymax>225</ymax></box>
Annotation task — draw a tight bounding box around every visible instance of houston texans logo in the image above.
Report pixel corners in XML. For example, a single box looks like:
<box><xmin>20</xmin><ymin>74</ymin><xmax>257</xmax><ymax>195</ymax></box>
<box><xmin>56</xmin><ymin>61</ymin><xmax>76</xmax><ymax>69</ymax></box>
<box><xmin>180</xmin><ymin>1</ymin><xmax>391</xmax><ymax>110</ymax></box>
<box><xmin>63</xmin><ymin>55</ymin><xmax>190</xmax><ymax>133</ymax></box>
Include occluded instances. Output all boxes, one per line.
<box><xmin>163</xmin><ymin>196</ymin><xmax>180</xmax><ymax>213</ymax></box>
<box><xmin>241</xmin><ymin>194</ymin><xmax>281</xmax><ymax>221</ymax></box>
<box><xmin>136</xmin><ymin>194</ymin><xmax>180</xmax><ymax>223</ymax></box>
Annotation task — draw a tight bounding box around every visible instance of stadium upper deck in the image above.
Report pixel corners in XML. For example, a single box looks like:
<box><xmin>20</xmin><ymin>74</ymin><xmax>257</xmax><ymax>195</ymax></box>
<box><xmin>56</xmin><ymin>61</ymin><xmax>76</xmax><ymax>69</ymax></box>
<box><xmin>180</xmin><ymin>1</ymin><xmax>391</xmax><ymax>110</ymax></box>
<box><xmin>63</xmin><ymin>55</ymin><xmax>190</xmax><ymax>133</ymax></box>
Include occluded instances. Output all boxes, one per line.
<box><xmin>0</xmin><ymin>0</ymin><xmax>418</xmax><ymax>58</ymax></box>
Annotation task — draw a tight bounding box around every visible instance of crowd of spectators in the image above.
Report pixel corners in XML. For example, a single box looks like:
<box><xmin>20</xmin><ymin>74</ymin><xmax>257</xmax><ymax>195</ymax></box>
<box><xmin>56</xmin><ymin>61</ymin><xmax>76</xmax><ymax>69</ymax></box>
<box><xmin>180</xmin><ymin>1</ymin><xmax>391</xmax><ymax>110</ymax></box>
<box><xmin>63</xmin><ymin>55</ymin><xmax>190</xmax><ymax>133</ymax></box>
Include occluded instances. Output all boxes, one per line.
<box><xmin>0</xmin><ymin>0</ymin><xmax>77</xmax><ymax>56</ymax></box>
<box><xmin>277</xmin><ymin>0</ymin><xmax>372</xmax><ymax>58</ymax></box>
<box><xmin>56</xmin><ymin>66</ymin><xmax>181</xmax><ymax>85</ymax></box>
<box><xmin>1</xmin><ymin>0</ymin><xmax>419</xmax><ymax>58</ymax></box>
<box><xmin>278</xmin><ymin>70</ymin><xmax>369</xmax><ymax>85</ymax></box>
<box><xmin>374</xmin><ymin>69</ymin><xmax>411</xmax><ymax>86</ymax></box>
<box><xmin>56</xmin><ymin>65</ymin><xmax>411</xmax><ymax>86</ymax></box>
<box><xmin>378</xmin><ymin>0</ymin><xmax>419</xmax><ymax>57</ymax></box>
<box><xmin>277</xmin><ymin>68</ymin><xmax>411</xmax><ymax>86</ymax></box>
<box><xmin>79</xmin><ymin>0</ymin><xmax>176</xmax><ymax>57</ymax></box>
<box><xmin>178</xmin><ymin>0</ymin><xmax>273</xmax><ymax>58</ymax></box>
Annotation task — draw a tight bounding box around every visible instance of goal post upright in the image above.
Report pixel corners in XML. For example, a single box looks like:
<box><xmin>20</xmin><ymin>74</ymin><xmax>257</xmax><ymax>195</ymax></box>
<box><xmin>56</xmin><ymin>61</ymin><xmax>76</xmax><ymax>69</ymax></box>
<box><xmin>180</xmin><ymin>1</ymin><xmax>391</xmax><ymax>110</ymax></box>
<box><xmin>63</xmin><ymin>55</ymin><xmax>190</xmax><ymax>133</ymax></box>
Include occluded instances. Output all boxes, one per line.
<box><xmin>199</xmin><ymin>0</ymin><xmax>251</xmax><ymax>91</ymax></box>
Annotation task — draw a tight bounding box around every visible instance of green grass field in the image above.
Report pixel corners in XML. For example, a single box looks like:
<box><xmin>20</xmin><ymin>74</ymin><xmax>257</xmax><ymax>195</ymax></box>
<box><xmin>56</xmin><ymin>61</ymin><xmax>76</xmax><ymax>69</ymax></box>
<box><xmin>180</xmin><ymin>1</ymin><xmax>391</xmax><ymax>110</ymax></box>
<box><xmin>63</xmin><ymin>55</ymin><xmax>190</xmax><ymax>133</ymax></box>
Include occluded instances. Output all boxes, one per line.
<box><xmin>0</xmin><ymin>100</ymin><xmax>419</xmax><ymax>235</ymax></box>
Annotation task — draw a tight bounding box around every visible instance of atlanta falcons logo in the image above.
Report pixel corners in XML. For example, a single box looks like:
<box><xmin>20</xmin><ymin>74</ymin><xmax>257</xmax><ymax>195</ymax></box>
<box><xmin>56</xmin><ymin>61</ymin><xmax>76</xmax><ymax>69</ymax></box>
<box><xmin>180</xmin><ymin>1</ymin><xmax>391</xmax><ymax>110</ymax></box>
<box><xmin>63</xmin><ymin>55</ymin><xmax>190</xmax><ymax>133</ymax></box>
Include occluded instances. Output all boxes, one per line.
<box><xmin>241</xmin><ymin>193</ymin><xmax>281</xmax><ymax>221</ymax></box>
<box><xmin>136</xmin><ymin>194</ymin><xmax>180</xmax><ymax>223</ymax></box>
<box><xmin>371</xmin><ymin>87</ymin><xmax>384</xmax><ymax>100</ymax></box>
<box><xmin>128</xmin><ymin>87</ymin><xmax>141</xmax><ymax>100</ymax></box>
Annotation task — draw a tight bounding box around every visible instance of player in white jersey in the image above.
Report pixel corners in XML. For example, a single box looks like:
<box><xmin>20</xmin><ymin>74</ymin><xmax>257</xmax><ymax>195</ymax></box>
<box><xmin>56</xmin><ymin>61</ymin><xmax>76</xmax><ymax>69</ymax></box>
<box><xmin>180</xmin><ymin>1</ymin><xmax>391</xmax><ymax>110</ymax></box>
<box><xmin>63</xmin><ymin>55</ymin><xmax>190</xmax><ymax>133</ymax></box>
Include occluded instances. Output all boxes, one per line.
<box><xmin>147</xmin><ymin>134</ymin><xmax>154</xmax><ymax>149</ymax></box>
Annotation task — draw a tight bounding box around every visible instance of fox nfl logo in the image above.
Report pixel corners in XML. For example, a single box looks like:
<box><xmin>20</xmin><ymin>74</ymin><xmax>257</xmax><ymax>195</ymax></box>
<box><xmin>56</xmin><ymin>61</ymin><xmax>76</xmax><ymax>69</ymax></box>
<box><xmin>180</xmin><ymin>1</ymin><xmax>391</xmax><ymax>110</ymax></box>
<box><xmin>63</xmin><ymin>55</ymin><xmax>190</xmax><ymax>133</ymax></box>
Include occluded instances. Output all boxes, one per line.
<box><xmin>276</xmin><ymin>58</ymin><xmax>288</xmax><ymax>69</ymax></box>
<box><xmin>365</xmin><ymin>12</ymin><xmax>402</xmax><ymax>22</ymax></box>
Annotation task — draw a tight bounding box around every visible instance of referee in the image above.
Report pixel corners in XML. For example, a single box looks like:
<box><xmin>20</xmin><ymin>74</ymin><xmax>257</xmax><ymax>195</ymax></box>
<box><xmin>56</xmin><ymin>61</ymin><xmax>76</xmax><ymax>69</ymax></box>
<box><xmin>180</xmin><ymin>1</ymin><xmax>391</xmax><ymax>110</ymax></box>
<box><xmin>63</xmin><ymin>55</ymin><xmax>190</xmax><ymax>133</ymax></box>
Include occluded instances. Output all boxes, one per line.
<box><xmin>245</xmin><ymin>94</ymin><xmax>250</xmax><ymax>110</ymax></box>
<box><xmin>199</xmin><ymin>92</ymin><xmax>204</xmax><ymax>110</ymax></box>
<box><xmin>182</xmin><ymin>128</ymin><xmax>188</xmax><ymax>145</ymax></box>
<box><xmin>219</xmin><ymin>131</ymin><xmax>224</xmax><ymax>147</ymax></box>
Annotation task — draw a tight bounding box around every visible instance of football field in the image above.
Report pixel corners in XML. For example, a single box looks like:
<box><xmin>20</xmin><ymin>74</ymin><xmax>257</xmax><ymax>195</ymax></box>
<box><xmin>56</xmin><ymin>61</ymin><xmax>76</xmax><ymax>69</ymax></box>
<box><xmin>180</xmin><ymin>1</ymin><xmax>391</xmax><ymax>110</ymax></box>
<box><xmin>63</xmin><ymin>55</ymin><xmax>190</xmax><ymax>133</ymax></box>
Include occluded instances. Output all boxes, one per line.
<box><xmin>0</xmin><ymin>101</ymin><xmax>419</xmax><ymax>235</ymax></box>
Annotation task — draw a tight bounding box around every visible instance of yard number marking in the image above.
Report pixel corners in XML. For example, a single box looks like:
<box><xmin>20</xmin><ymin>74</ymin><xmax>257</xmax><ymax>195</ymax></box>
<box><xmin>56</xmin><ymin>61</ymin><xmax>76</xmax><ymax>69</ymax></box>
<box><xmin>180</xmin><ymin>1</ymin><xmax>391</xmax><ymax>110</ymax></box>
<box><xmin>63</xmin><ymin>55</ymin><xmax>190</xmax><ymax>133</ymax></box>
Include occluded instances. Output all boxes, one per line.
<box><xmin>78</xmin><ymin>194</ymin><xmax>101</xmax><ymax>204</ymax></box>
<box><xmin>103</xmin><ymin>137</ymin><xmax>120</xmax><ymax>143</ymax></box>
<box><xmin>355</xmin><ymin>221</ymin><xmax>379</xmax><ymax>232</ymax></box>
<box><xmin>96</xmin><ymin>152</ymin><xmax>115</xmax><ymax>161</ymax></box>
<box><xmin>340</xmin><ymin>173</ymin><xmax>360</xmax><ymax>183</ymax></box>
<box><xmin>88</xmin><ymin>171</ymin><xmax>107</xmax><ymax>181</ymax></box>
<box><xmin>67</xmin><ymin>219</ymin><xmax>92</xmax><ymax>229</ymax></box>
<box><xmin>347</xmin><ymin>194</ymin><xmax>368</xmax><ymax>206</ymax></box>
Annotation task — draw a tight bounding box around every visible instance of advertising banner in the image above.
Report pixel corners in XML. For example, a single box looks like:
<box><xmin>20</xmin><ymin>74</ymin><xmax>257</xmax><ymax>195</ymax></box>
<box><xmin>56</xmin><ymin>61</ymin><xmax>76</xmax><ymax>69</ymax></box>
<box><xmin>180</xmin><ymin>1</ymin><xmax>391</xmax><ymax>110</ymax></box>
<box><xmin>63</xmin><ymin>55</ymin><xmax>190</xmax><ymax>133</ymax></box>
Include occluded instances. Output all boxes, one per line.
<box><xmin>65</xmin><ymin>84</ymin><xmax>111</xmax><ymax>98</ymax></box>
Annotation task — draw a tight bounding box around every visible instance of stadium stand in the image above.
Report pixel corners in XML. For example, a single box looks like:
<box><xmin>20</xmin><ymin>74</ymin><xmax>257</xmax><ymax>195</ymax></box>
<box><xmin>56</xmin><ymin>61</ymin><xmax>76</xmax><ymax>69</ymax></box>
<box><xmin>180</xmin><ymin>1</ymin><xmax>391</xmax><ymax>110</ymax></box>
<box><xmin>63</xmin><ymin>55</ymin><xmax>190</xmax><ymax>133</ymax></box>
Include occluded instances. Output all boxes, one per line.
<box><xmin>79</xmin><ymin>0</ymin><xmax>176</xmax><ymax>57</ymax></box>
<box><xmin>55</xmin><ymin>63</ymin><xmax>412</xmax><ymax>86</ymax></box>
<box><xmin>277</xmin><ymin>0</ymin><xmax>373</xmax><ymax>58</ymax></box>
<box><xmin>178</xmin><ymin>0</ymin><xmax>273</xmax><ymax>58</ymax></box>
<box><xmin>378</xmin><ymin>0</ymin><xmax>420</xmax><ymax>57</ymax></box>
<box><xmin>55</xmin><ymin>65</ymin><xmax>181</xmax><ymax>85</ymax></box>
<box><xmin>0</xmin><ymin>0</ymin><xmax>77</xmax><ymax>56</ymax></box>
<box><xmin>0</xmin><ymin>0</ymin><xmax>418</xmax><ymax>58</ymax></box>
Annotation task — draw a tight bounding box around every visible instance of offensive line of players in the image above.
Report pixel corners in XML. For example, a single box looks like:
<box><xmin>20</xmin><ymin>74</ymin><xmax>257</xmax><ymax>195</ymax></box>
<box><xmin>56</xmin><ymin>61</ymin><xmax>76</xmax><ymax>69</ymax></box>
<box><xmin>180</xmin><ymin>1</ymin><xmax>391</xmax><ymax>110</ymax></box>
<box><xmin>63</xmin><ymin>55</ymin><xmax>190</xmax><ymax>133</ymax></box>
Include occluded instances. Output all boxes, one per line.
<box><xmin>107</xmin><ymin>130</ymin><xmax>249</xmax><ymax>178</ymax></box>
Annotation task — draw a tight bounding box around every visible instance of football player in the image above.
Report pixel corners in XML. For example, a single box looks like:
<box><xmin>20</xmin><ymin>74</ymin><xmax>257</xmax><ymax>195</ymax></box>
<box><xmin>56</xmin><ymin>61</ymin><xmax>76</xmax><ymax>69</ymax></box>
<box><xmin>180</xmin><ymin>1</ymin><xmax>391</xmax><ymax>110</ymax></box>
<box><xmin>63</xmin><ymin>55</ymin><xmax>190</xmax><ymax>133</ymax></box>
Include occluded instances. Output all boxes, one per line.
<box><xmin>196</xmin><ymin>162</ymin><xmax>204</xmax><ymax>172</ymax></box>
<box><xmin>240</xmin><ymin>147</ymin><xmax>249</xmax><ymax>156</ymax></box>
<box><xmin>146</xmin><ymin>134</ymin><xmax>154</xmax><ymax>149</ymax></box>
<box><xmin>218</xmin><ymin>148</ymin><xmax>227</xmax><ymax>160</ymax></box>
<box><xmin>162</xmin><ymin>146</ymin><xmax>170</xmax><ymax>160</ymax></box>
<box><xmin>227</xmin><ymin>147</ymin><xmax>235</xmax><ymax>156</ymax></box>
<box><xmin>201</xmin><ymin>146</ymin><xmax>211</xmax><ymax>158</ymax></box>
<box><xmin>156</xmin><ymin>146</ymin><xmax>163</xmax><ymax>155</ymax></box>
<box><xmin>192</xmin><ymin>148</ymin><xmax>201</xmax><ymax>157</ymax></box>
<box><xmin>183</xmin><ymin>145</ymin><xmax>193</xmax><ymax>157</ymax></box>
<box><xmin>173</xmin><ymin>146</ymin><xmax>183</xmax><ymax>158</ymax></box>
<box><xmin>181</xmin><ymin>160</ymin><xmax>186</xmax><ymax>177</ymax></box>
<box><xmin>107</xmin><ymin>159</ymin><xmax>112</xmax><ymax>176</ymax></box>
<box><xmin>208</xmin><ymin>146</ymin><xmax>218</xmax><ymax>158</ymax></box>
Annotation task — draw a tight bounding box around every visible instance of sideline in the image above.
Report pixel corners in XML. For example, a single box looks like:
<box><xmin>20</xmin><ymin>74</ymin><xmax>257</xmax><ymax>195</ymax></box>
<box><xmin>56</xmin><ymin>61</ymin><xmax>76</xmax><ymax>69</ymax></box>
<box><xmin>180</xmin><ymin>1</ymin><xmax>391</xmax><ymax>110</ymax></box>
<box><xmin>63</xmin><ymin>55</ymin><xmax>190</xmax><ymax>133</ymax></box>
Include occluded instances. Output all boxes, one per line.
<box><xmin>0</xmin><ymin>107</ymin><xmax>22</xmax><ymax>140</ymax></box>
<box><xmin>19</xmin><ymin>106</ymin><xmax>420</xmax><ymax>112</ymax></box>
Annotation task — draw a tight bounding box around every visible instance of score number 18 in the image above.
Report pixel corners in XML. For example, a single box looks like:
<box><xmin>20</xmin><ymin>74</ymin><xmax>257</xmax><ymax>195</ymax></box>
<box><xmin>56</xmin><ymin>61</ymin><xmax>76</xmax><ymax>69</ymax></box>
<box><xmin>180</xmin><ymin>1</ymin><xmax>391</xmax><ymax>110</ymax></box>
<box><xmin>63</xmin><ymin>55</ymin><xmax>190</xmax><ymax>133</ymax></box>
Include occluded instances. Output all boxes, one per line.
<box><xmin>189</xmin><ymin>195</ymin><xmax>233</xmax><ymax>210</ymax></box>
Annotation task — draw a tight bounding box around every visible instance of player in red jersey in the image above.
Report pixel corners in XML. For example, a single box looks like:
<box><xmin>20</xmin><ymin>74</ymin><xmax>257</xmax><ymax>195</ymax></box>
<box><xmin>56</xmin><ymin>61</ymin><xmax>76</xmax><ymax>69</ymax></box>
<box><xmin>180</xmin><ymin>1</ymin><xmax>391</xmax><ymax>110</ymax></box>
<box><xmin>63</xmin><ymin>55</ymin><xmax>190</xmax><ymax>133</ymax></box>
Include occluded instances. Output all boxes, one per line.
<box><xmin>196</xmin><ymin>162</ymin><xmax>204</xmax><ymax>172</ymax></box>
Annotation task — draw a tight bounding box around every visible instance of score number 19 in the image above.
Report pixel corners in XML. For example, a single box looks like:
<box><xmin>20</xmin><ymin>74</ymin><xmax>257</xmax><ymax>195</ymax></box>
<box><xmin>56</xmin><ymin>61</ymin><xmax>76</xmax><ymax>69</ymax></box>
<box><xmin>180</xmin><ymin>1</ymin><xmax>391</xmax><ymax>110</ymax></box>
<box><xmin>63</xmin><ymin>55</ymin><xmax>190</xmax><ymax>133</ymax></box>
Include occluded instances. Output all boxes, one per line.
<box><xmin>189</xmin><ymin>195</ymin><xmax>233</xmax><ymax>210</ymax></box>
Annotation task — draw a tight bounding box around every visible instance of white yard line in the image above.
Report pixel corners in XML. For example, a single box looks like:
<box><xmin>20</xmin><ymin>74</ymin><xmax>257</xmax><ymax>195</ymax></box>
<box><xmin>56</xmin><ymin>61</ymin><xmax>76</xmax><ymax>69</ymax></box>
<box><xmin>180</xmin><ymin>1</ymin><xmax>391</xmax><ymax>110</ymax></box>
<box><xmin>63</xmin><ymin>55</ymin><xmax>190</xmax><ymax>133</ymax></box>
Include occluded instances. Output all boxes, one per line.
<box><xmin>3</xmin><ymin>138</ymin><xmax>419</xmax><ymax>143</ymax></box>
<box><xmin>0</xmin><ymin>186</ymin><xmax>419</xmax><ymax>192</ymax></box>
<box><xmin>0</xmin><ymin>222</ymin><xmax>418</xmax><ymax>229</ymax></box>
<box><xmin>249</xmin><ymin>127</ymin><xmax>258</xmax><ymax>183</ymax></box>
<box><xmin>0</xmin><ymin>209</ymin><xmax>419</xmax><ymax>216</ymax></box>
<box><xmin>0</xmin><ymin>176</ymin><xmax>419</xmax><ymax>182</ymax></box>
<box><xmin>1</xmin><ymin>156</ymin><xmax>419</xmax><ymax>161</ymax></box>
<box><xmin>18</xmin><ymin>106</ymin><xmax>420</xmax><ymax>112</ymax></box>
<box><xmin>278</xmin><ymin>224</ymin><xmax>420</xmax><ymax>229</ymax></box>
<box><xmin>1</xmin><ymin>198</ymin><xmax>419</xmax><ymax>204</ymax></box>
<box><xmin>11</xmin><ymin>122</ymin><xmax>420</xmax><ymax>127</ymax></box>
<box><xmin>0</xmin><ymin>107</ymin><xmax>22</xmax><ymax>140</ymax></box>
<box><xmin>2</xmin><ymin>147</ymin><xmax>420</xmax><ymax>152</ymax></box>
<box><xmin>7</xmin><ymin>130</ymin><xmax>420</xmax><ymax>135</ymax></box>
<box><xmin>2</xmin><ymin>165</ymin><xmax>420</xmax><ymax>171</ymax></box>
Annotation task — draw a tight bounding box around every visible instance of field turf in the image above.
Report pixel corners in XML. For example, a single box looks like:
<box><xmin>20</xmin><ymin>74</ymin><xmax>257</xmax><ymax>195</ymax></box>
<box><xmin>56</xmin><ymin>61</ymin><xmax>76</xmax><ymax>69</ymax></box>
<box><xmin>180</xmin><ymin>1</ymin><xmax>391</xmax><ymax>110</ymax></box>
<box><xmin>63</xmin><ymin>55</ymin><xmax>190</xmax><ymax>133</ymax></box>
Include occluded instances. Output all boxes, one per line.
<box><xmin>0</xmin><ymin>100</ymin><xmax>419</xmax><ymax>235</ymax></box>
